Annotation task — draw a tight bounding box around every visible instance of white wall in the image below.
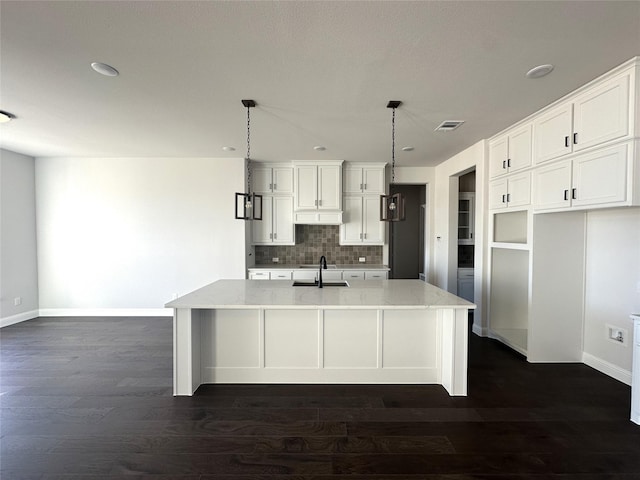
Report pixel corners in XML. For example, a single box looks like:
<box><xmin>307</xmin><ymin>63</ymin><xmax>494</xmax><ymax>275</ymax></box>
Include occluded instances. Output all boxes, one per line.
<box><xmin>433</xmin><ymin>140</ymin><xmax>487</xmax><ymax>333</ymax></box>
<box><xmin>583</xmin><ymin>207</ymin><xmax>640</xmax><ymax>380</ymax></box>
<box><xmin>0</xmin><ymin>149</ymin><xmax>39</xmax><ymax>326</ymax></box>
<box><xmin>35</xmin><ymin>157</ymin><xmax>247</xmax><ymax>315</ymax></box>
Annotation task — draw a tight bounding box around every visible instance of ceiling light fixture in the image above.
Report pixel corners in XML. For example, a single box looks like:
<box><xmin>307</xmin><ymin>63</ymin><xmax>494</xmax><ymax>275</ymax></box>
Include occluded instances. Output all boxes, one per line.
<box><xmin>222</xmin><ymin>146</ymin><xmax>235</xmax><ymax>152</ymax></box>
<box><xmin>91</xmin><ymin>62</ymin><xmax>119</xmax><ymax>77</ymax></box>
<box><xmin>235</xmin><ymin>100</ymin><xmax>262</xmax><ymax>221</ymax></box>
<box><xmin>526</xmin><ymin>64</ymin><xmax>554</xmax><ymax>79</ymax></box>
<box><xmin>313</xmin><ymin>145</ymin><xmax>326</xmax><ymax>151</ymax></box>
<box><xmin>380</xmin><ymin>101</ymin><xmax>405</xmax><ymax>222</ymax></box>
<box><xmin>401</xmin><ymin>146</ymin><xmax>414</xmax><ymax>152</ymax></box>
<box><xmin>0</xmin><ymin>110</ymin><xmax>15</xmax><ymax>123</ymax></box>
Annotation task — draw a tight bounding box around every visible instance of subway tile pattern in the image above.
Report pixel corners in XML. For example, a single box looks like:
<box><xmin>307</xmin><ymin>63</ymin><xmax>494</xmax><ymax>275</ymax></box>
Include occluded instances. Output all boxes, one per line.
<box><xmin>255</xmin><ymin>225</ymin><xmax>383</xmax><ymax>265</ymax></box>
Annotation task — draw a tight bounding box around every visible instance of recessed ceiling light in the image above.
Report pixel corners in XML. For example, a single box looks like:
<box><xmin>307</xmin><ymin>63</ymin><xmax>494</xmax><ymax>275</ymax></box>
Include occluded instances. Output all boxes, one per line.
<box><xmin>91</xmin><ymin>62</ymin><xmax>119</xmax><ymax>77</ymax></box>
<box><xmin>0</xmin><ymin>110</ymin><xmax>15</xmax><ymax>123</ymax></box>
<box><xmin>313</xmin><ymin>146</ymin><xmax>326</xmax><ymax>151</ymax></box>
<box><xmin>222</xmin><ymin>146</ymin><xmax>236</xmax><ymax>152</ymax></box>
<box><xmin>401</xmin><ymin>146</ymin><xmax>414</xmax><ymax>152</ymax></box>
<box><xmin>526</xmin><ymin>64</ymin><xmax>554</xmax><ymax>79</ymax></box>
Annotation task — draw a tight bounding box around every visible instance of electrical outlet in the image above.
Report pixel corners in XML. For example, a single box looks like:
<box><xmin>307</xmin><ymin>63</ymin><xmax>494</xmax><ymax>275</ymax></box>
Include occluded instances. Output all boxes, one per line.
<box><xmin>606</xmin><ymin>324</ymin><xmax>627</xmax><ymax>345</ymax></box>
<box><xmin>358</xmin><ymin>257</ymin><xmax>366</xmax><ymax>263</ymax></box>
<box><xmin>272</xmin><ymin>257</ymin><xmax>279</xmax><ymax>263</ymax></box>
<box><xmin>13</xmin><ymin>297</ymin><xmax>22</xmax><ymax>306</ymax></box>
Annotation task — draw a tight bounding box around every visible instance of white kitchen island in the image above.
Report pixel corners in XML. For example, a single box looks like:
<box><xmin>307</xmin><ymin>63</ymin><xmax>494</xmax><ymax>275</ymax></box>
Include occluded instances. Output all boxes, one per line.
<box><xmin>166</xmin><ymin>279</ymin><xmax>475</xmax><ymax>397</ymax></box>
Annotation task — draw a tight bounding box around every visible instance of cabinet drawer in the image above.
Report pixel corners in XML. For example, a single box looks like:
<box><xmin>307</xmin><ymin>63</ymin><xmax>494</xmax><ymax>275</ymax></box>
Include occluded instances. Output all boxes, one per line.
<box><xmin>249</xmin><ymin>272</ymin><xmax>270</xmax><ymax>280</ymax></box>
<box><xmin>343</xmin><ymin>271</ymin><xmax>365</xmax><ymax>280</ymax></box>
<box><xmin>364</xmin><ymin>271</ymin><xmax>387</xmax><ymax>280</ymax></box>
<box><xmin>270</xmin><ymin>271</ymin><xmax>293</xmax><ymax>280</ymax></box>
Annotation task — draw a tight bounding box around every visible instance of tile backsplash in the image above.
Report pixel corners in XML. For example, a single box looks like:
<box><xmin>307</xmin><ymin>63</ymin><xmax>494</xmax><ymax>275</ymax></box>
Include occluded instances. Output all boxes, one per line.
<box><xmin>255</xmin><ymin>225</ymin><xmax>383</xmax><ymax>265</ymax></box>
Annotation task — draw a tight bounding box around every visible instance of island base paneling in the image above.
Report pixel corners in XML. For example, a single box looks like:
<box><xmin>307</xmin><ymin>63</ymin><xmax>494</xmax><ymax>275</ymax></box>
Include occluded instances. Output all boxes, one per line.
<box><xmin>173</xmin><ymin>307</ymin><xmax>468</xmax><ymax>396</ymax></box>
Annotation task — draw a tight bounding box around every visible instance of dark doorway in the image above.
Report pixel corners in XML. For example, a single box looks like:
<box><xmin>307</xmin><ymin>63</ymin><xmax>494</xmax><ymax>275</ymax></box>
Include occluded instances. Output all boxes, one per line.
<box><xmin>389</xmin><ymin>184</ymin><xmax>426</xmax><ymax>279</ymax></box>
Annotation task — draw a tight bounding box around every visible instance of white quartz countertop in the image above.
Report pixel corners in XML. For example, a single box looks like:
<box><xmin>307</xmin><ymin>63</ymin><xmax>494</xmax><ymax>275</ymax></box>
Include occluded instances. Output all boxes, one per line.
<box><xmin>249</xmin><ymin>264</ymin><xmax>389</xmax><ymax>270</ymax></box>
<box><xmin>165</xmin><ymin>279</ymin><xmax>475</xmax><ymax>310</ymax></box>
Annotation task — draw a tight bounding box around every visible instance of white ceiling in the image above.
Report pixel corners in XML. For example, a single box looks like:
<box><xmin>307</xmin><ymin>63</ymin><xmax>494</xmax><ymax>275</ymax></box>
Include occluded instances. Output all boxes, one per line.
<box><xmin>1</xmin><ymin>1</ymin><xmax>639</xmax><ymax>167</ymax></box>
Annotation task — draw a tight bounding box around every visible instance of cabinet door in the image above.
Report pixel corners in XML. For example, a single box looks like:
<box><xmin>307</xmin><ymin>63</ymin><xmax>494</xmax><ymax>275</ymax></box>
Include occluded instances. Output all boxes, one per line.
<box><xmin>362</xmin><ymin>167</ymin><xmax>385</xmax><ymax>194</ymax></box>
<box><xmin>506</xmin><ymin>172</ymin><xmax>531</xmax><ymax>208</ymax></box>
<box><xmin>489</xmin><ymin>178</ymin><xmax>508</xmax><ymax>210</ymax></box>
<box><xmin>340</xmin><ymin>196</ymin><xmax>363</xmax><ymax>244</ymax></box>
<box><xmin>572</xmin><ymin>143</ymin><xmax>628</xmax><ymax>208</ymax></box>
<box><xmin>457</xmin><ymin>277</ymin><xmax>474</xmax><ymax>302</ymax></box>
<box><xmin>489</xmin><ymin>135</ymin><xmax>509</xmax><ymax>179</ymax></box>
<box><xmin>572</xmin><ymin>74</ymin><xmax>630</xmax><ymax>153</ymax></box>
<box><xmin>508</xmin><ymin>124</ymin><xmax>532</xmax><ymax>172</ymax></box>
<box><xmin>295</xmin><ymin>165</ymin><xmax>318</xmax><ymax>210</ymax></box>
<box><xmin>252</xmin><ymin>197</ymin><xmax>273</xmax><ymax>244</ymax></box>
<box><xmin>252</xmin><ymin>167</ymin><xmax>273</xmax><ymax>194</ymax></box>
<box><xmin>272</xmin><ymin>196</ymin><xmax>294</xmax><ymax>244</ymax></box>
<box><xmin>272</xmin><ymin>167</ymin><xmax>294</xmax><ymax>194</ymax></box>
<box><xmin>318</xmin><ymin>165</ymin><xmax>341</xmax><ymax>210</ymax></box>
<box><xmin>362</xmin><ymin>195</ymin><xmax>384</xmax><ymax>244</ymax></box>
<box><xmin>534</xmin><ymin>104</ymin><xmax>573</xmax><ymax>164</ymax></box>
<box><xmin>344</xmin><ymin>167</ymin><xmax>363</xmax><ymax>194</ymax></box>
<box><xmin>532</xmin><ymin>159</ymin><xmax>572</xmax><ymax>211</ymax></box>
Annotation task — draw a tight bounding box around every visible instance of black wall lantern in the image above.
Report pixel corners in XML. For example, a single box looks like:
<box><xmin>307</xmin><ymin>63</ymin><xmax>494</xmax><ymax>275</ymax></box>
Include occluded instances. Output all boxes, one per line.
<box><xmin>380</xmin><ymin>100</ymin><xmax>406</xmax><ymax>222</ymax></box>
<box><xmin>235</xmin><ymin>99</ymin><xmax>263</xmax><ymax>221</ymax></box>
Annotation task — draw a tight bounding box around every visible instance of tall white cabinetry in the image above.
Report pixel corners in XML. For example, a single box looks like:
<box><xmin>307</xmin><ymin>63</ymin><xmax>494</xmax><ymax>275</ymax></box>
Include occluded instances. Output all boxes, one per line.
<box><xmin>340</xmin><ymin>163</ymin><xmax>386</xmax><ymax>245</ymax></box>
<box><xmin>252</xmin><ymin>163</ymin><xmax>295</xmax><ymax>245</ymax></box>
<box><xmin>487</xmin><ymin>56</ymin><xmax>640</xmax><ymax>362</ymax></box>
<box><xmin>293</xmin><ymin>161</ymin><xmax>343</xmax><ymax>224</ymax></box>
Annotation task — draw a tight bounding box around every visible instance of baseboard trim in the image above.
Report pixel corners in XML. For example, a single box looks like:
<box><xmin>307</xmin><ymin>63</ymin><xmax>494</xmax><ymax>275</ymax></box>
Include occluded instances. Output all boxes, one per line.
<box><xmin>472</xmin><ymin>324</ymin><xmax>488</xmax><ymax>337</ymax></box>
<box><xmin>37</xmin><ymin>308</ymin><xmax>173</xmax><ymax>318</ymax></box>
<box><xmin>582</xmin><ymin>352</ymin><xmax>632</xmax><ymax>386</ymax></box>
<box><xmin>1</xmin><ymin>309</ymin><xmax>39</xmax><ymax>328</ymax></box>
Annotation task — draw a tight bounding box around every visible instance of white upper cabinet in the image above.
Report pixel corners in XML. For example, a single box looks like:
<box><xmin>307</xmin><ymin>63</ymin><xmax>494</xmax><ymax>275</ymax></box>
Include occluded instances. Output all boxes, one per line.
<box><xmin>534</xmin><ymin>71</ymin><xmax>631</xmax><ymax>165</ymax></box>
<box><xmin>340</xmin><ymin>195</ymin><xmax>384</xmax><ymax>245</ymax></box>
<box><xmin>252</xmin><ymin>196</ymin><xmax>295</xmax><ymax>245</ymax></box>
<box><xmin>489</xmin><ymin>124</ymin><xmax>532</xmax><ymax>179</ymax></box>
<box><xmin>489</xmin><ymin>172</ymin><xmax>531</xmax><ymax>210</ymax></box>
<box><xmin>253</xmin><ymin>164</ymin><xmax>293</xmax><ymax>194</ymax></box>
<box><xmin>344</xmin><ymin>164</ymin><xmax>386</xmax><ymax>194</ymax></box>
<box><xmin>293</xmin><ymin>161</ymin><xmax>343</xmax><ymax>224</ymax></box>
<box><xmin>532</xmin><ymin>143</ymin><xmax>630</xmax><ymax>212</ymax></box>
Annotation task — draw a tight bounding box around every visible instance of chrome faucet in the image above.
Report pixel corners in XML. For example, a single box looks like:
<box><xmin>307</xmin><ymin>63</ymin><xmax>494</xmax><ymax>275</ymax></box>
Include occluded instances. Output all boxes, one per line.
<box><xmin>318</xmin><ymin>255</ymin><xmax>327</xmax><ymax>288</ymax></box>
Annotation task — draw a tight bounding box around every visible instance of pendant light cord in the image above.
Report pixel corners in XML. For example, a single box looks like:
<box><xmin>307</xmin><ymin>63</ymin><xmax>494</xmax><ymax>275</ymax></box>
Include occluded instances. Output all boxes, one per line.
<box><xmin>246</xmin><ymin>105</ymin><xmax>251</xmax><ymax>194</ymax></box>
<box><xmin>391</xmin><ymin>107</ymin><xmax>396</xmax><ymax>184</ymax></box>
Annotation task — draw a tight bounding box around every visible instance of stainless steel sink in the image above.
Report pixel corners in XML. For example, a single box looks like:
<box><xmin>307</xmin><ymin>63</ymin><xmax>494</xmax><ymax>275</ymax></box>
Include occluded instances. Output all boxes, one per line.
<box><xmin>292</xmin><ymin>280</ymin><xmax>349</xmax><ymax>287</ymax></box>
<box><xmin>298</xmin><ymin>264</ymin><xmax>337</xmax><ymax>269</ymax></box>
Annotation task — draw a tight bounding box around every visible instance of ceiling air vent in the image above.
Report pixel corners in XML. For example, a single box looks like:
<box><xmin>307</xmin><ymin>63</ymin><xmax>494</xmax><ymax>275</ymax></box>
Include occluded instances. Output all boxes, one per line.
<box><xmin>435</xmin><ymin>120</ymin><xmax>465</xmax><ymax>132</ymax></box>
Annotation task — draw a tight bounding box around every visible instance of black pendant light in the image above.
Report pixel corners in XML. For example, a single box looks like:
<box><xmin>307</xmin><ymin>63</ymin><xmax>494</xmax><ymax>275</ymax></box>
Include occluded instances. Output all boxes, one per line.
<box><xmin>380</xmin><ymin>100</ymin><xmax>405</xmax><ymax>222</ymax></box>
<box><xmin>235</xmin><ymin>99</ymin><xmax>262</xmax><ymax>221</ymax></box>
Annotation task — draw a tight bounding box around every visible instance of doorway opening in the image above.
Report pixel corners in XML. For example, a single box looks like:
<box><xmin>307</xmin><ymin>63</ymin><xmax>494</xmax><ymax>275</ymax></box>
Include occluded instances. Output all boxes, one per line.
<box><xmin>456</xmin><ymin>170</ymin><xmax>476</xmax><ymax>303</ymax></box>
<box><xmin>389</xmin><ymin>184</ymin><xmax>426</xmax><ymax>279</ymax></box>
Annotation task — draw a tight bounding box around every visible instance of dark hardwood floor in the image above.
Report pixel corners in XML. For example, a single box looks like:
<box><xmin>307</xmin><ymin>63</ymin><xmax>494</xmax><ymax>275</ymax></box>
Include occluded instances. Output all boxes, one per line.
<box><xmin>1</xmin><ymin>316</ymin><xmax>639</xmax><ymax>479</ymax></box>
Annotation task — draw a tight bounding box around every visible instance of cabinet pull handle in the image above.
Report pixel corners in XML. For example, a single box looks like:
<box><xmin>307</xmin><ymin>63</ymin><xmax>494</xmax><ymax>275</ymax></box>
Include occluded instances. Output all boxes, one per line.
<box><xmin>470</xmin><ymin>233</ymin><xmax>473</xmax><ymax>239</ymax></box>
<box><xmin>270</xmin><ymin>183</ymin><xmax>273</xmax><ymax>190</ymax></box>
<box><xmin>273</xmin><ymin>183</ymin><xmax>277</xmax><ymax>190</ymax></box>
<box><xmin>364</xmin><ymin>183</ymin><xmax>367</xmax><ymax>190</ymax></box>
<box><xmin>572</xmin><ymin>188</ymin><xmax>576</xmax><ymax>200</ymax></box>
<box><xmin>502</xmin><ymin>160</ymin><xmax>506</xmax><ymax>169</ymax></box>
<box><xmin>360</xmin><ymin>183</ymin><xmax>363</xmax><ymax>190</ymax></box>
<box><xmin>270</xmin><ymin>233</ymin><xmax>273</xmax><ymax>239</ymax></box>
<box><xmin>364</xmin><ymin>233</ymin><xmax>367</xmax><ymax>239</ymax></box>
<box><xmin>565</xmin><ymin>136</ymin><xmax>570</xmax><ymax>147</ymax></box>
<box><xmin>273</xmin><ymin>233</ymin><xmax>277</xmax><ymax>239</ymax></box>
<box><xmin>315</xmin><ymin>200</ymin><xmax>318</xmax><ymax>206</ymax></box>
<box><xmin>318</xmin><ymin>199</ymin><xmax>322</xmax><ymax>207</ymax></box>
<box><xmin>573</xmin><ymin>133</ymin><xmax>578</xmax><ymax>145</ymax></box>
<box><xmin>564</xmin><ymin>189</ymin><xmax>569</xmax><ymax>201</ymax></box>
<box><xmin>502</xmin><ymin>194</ymin><xmax>506</xmax><ymax>203</ymax></box>
<box><xmin>506</xmin><ymin>193</ymin><xmax>511</xmax><ymax>203</ymax></box>
<box><xmin>507</xmin><ymin>158</ymin><xmax>511</xmax><ymax>168</ymax></box>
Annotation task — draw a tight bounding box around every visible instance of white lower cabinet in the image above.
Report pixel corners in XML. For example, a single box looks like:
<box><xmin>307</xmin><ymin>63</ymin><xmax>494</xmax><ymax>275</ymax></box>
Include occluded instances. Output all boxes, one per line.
<box><xmin>340</xmin><ymin>195</ymin><xmax>384</xmax><ymax>245</ymax></box>
<box><xmin>457</xmin><ymin>268</ymin><xmax>474</xmax><ymax>303</ymax></box>
<box><xmin>343</xmin><ymin>271</ymin><xmax>365</xmax><ymax>280</ymax></box>
<box><xmin>533</xmin><ymin>142</ymin><xmax>630</xmax><ymax>212</ymax></box>
<box><xmin>252</xmin><ymin>196</ymin><xmax>295</xmax><ymax>245</ymax></box>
